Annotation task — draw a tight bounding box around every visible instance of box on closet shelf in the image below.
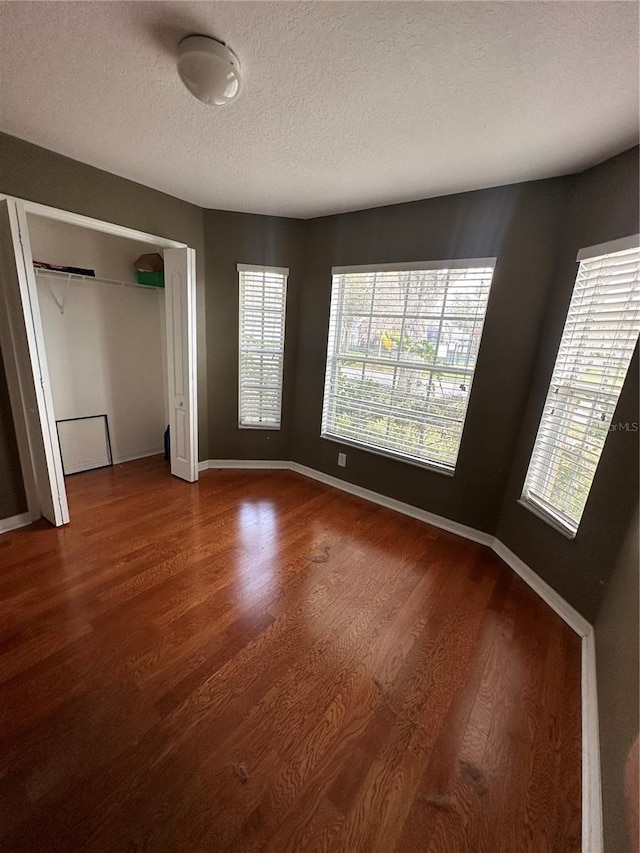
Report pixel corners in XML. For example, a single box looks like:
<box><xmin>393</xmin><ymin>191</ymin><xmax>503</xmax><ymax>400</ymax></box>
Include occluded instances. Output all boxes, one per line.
<box><xmin>134</xmin><ymin>252</ymin><xmax>165</xmax><ymax>288</ymax></box>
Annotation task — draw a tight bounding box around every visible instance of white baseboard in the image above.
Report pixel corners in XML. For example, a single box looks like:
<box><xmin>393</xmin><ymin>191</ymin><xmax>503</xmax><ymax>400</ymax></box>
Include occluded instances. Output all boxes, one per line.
<box><xmin>200</xmin><ymin>456</ymin><xmax>602</xmax><ymax>850</ymax></box>
<box><xmin>289</xmin><ymin>461</ymin><xmax>494</xmax><ymax>547</ymax></box>
<box><xmin>491</xmin><ymin>539</ymin><xmax>591</xmax><ymax>638</ymax></box>
<box><xmin>491</xmin><ymin>543</ymin><xmax>601</xmax><ymax>853</ymax></box>
<box><xmin>113</xmin><ymin>449</ymin><xmax>164</xmax><ymax>465</ymax></box>
<box><xmin>63</xmin><ymin>450</ymin><xmax>164</xmax><ymax>475</ymax></box>
<box><xmin>201</xmin><ymin>459</ymin><xmax>291</xmax><ymax>471</ymax></box>
<box><xmin>64</xmin><ymin>458</ymin><xmax>112</xmax><ymax>475</ymax></box>
<box><xmin>0</xmin><ymin>511</ymin><xmax>36</xmax><ymax>534</ymax></box>
<box><xmin>581</xmin><ymin>629</ymin><xmax>603</xmax><ymax>853</ymax></box>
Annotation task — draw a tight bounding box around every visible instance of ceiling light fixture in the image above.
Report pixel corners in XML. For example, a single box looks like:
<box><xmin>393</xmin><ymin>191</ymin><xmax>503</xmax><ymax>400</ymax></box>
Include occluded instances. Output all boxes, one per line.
<box><xmin>177</xmin><ymin>35</ymin><xmax>242</xmax><ymax>106</ymax></box>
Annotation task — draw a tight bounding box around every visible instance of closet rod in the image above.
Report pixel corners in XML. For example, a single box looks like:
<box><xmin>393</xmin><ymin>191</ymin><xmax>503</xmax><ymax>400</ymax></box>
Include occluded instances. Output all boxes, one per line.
<box><xmin>34</xmin><ymin>268</ymin><xmax>163</xmax><ymax>292</ymax></box>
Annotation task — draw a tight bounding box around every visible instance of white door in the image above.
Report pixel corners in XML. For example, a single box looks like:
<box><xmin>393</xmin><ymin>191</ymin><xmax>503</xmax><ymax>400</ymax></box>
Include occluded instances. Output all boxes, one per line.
<box><xmin>0</xmin><ymin>199</ymin><xmax>69</xmax><ymax>525</ymax></box>
<box><xmin>164</xmin><ymin>247</ymin><xmax>198</xmax><ymax>482</ymax></box>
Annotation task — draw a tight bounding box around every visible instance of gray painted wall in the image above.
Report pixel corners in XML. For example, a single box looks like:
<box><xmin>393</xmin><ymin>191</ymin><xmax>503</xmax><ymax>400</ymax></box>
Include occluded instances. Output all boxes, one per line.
<box><xmin>596</xmin><ymin>507</ymin><xmax>639</xmax><ymax>853</ymax></box>
<box><xmin>497</xmin><ymin>147</ymin><xmax>640</xmax><ymax>621</ymax></box>
<box><xmin>291</xmin><ymin>179</ymin><xmax>573</xmax><ymax>534</ymax></box>
<box><xmin>204</xmin><ymin>210</ymin><xmax>305</xmax><ymax>460</ymax></box>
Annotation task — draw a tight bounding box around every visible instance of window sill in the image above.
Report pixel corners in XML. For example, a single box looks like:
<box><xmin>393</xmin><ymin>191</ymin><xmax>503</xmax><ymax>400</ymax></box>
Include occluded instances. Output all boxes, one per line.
<box><xmin>320</xmin><ymin>433</ymin><xmax>455</xmax><ymax>477</ymax></box>
<box><xmin>238</xmin><ymin>423</ymin><xmax>282</xmax><ymax>431</ymax></box>
<box><xmin>518</xmin><ymin>496</ymin><xmax>577</xmax><ymax>540</ymax></box>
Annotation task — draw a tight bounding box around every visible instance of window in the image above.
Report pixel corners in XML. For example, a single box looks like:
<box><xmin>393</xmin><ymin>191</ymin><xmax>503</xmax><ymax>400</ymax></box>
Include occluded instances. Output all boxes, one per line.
<box><xmin>238</xmin><ymin>264</ymin><xmax>288</xmax><ymax>428</ymax></box>
<box><xmin>521</xmin><ymin>237</ymin><xmax>640</xmax><ymax>538</ymax></box>
<box><xmin>321</xmin><ymin>259</ymin><xmax>496</xmax><ymax>472</ymax></box>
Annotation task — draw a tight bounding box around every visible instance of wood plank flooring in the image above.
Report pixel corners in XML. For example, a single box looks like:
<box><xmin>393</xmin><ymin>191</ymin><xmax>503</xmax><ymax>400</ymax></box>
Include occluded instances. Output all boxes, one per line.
<box><xmin>0</xmin><ymin>456</ymin><xmax>581</xmax><ymax>852</ymax></box>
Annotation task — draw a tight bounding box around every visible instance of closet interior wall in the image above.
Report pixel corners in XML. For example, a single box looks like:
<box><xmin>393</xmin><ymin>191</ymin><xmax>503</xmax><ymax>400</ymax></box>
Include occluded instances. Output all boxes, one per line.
<box><xmin>28</xmin><ymin>214</ymin><xmax>168</xmax><ymax>473</ymax></box>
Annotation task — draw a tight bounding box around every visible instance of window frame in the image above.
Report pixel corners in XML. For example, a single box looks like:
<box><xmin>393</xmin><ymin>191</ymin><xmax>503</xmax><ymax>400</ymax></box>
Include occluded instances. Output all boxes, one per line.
<box><xmin>520</xmin><ymin>233</ymin><xmax>640</xmax><ymax>539</ymax></box>
<box><xmin>320</xmin><ymin>258</ymin><xmax>497</xmax><ymax>474</ymax></box>
<box><xmin>237</xmin><ymin>263</ymin><xmax>289</xmax><ymax>430</ymax></box>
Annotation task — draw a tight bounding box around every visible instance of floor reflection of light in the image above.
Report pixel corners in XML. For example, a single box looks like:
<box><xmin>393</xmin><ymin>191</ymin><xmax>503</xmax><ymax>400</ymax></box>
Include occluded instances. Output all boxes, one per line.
<box><xmin>236</xmin><ymin>499</ymin><xmax>278</xmax><ymax>604</ymax></box>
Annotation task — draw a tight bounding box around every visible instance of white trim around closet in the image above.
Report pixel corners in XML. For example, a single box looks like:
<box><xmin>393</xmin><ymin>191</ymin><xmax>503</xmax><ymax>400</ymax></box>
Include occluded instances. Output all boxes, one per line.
<box><xmin>8</xmin><ymin>197</ymin><xmax>188</xmax><ymax>249</ymax></box>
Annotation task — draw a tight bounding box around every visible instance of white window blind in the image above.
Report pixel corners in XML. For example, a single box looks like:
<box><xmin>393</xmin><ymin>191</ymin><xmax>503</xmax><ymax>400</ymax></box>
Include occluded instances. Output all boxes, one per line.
<box><xmin>238</xmin><ymin>264</ymin><xmax>288</xmax><ymax>429</ymax></box>
<box><xmin>522</xmin><ymin>243</ymin><xmax>640</xmax><ymax>537</ymax></box>
<box><xmin>321</xmin><ymin>260</ymin><xmax>496</xmax><ymax>472</ymax></box>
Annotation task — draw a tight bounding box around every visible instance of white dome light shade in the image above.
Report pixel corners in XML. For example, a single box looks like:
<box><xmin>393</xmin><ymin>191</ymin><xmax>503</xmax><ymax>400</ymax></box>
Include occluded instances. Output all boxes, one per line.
<box><xmin>177</xmin><ymin>36</ymin><xmax>242</xmax><ymax>106</ymax></box>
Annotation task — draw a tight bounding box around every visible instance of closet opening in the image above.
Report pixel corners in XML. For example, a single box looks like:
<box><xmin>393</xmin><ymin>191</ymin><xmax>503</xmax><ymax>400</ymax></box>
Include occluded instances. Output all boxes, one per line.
<box><xmin>30</xmin><ymin>214</ymin><xmax>170</xmax><ymax>481</ymax></box>
<box><xmin>0</xmin><ymin>196</ymin><xmax>198</xmax><ymax>528</ymax></box>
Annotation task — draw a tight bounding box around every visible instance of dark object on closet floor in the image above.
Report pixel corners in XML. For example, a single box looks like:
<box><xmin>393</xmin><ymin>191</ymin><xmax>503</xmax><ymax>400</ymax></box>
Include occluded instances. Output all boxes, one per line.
<box><xmin>164</xmin><ymin>426</ymin><xmax>170</xmax><ymax>461</ymax></box>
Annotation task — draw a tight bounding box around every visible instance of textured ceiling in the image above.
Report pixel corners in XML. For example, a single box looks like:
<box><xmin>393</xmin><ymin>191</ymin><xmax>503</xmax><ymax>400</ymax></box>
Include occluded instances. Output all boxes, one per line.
<box><xmin>0</xmin><ymin>1</ymin><xmax>638</xmax><ymax>218</ymax></box>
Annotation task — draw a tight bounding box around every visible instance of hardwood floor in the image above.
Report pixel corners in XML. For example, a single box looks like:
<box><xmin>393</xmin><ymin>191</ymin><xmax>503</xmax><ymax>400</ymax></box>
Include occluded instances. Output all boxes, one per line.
<box><xmin>0</xmin><ymin>456</ymin><xmax>581</xmax><ymax>852</ymax></box>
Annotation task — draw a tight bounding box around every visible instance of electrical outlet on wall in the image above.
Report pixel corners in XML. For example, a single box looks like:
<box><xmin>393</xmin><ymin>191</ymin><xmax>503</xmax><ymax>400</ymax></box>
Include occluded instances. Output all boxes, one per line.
<box><xmin>338</xmin><ymin>452</ymin><xmax>347</xmax><ymax>467</ymax></box>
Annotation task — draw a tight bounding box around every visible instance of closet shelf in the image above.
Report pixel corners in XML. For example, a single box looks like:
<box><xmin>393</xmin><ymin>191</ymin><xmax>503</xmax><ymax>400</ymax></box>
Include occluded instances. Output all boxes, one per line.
<box><xmin>34</xmin><ymin>267</ymin><xmax>162</xmax><ymax>292</ymax></box>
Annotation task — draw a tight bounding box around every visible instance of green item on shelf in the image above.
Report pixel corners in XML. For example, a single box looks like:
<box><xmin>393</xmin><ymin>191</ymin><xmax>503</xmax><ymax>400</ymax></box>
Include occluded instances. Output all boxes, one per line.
<box><xmin>136</xmin><ymin>270</ymin><xmax>164</xmax><ymax>288</ymax></box>
<box><xmin>134</xmin><ymin>252</ymin><xmax>164</xmax><ymax>287</ymax></box>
